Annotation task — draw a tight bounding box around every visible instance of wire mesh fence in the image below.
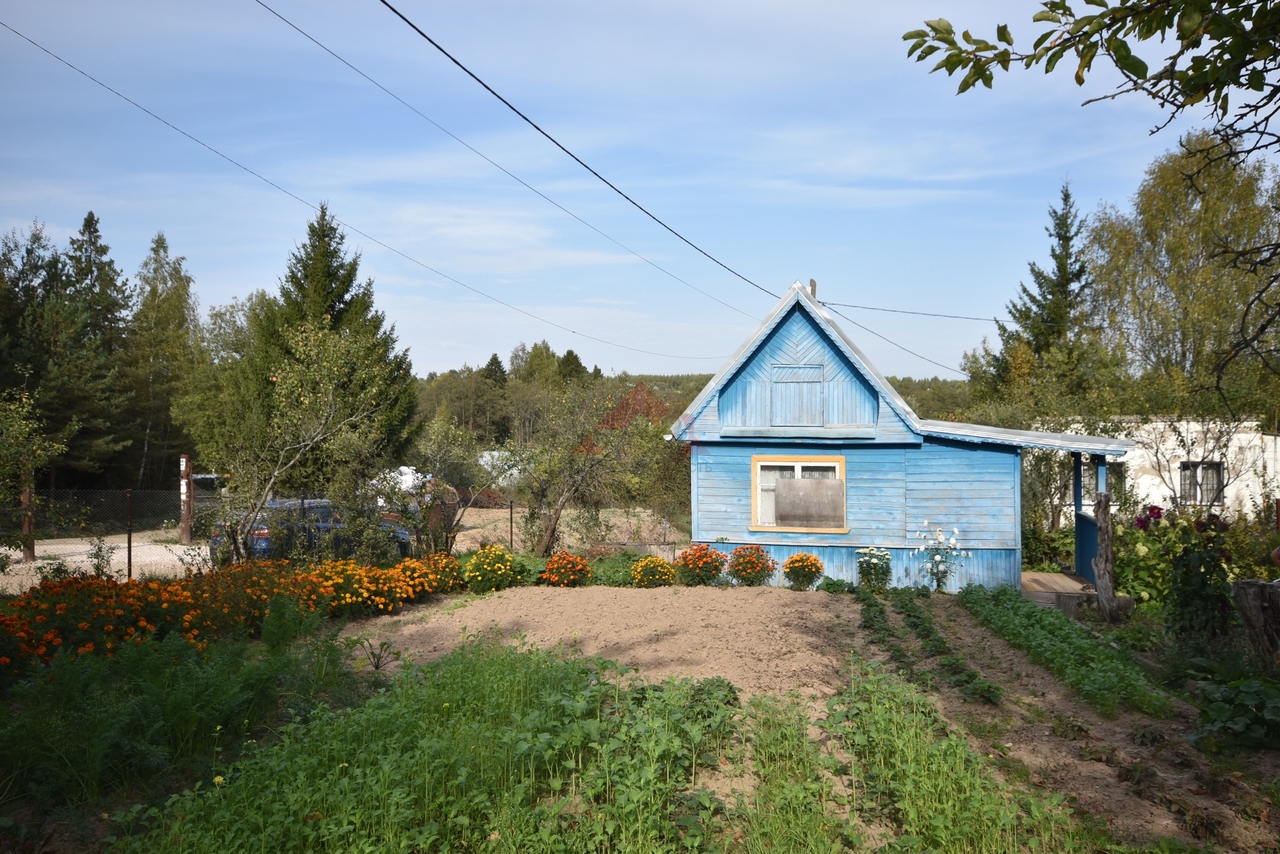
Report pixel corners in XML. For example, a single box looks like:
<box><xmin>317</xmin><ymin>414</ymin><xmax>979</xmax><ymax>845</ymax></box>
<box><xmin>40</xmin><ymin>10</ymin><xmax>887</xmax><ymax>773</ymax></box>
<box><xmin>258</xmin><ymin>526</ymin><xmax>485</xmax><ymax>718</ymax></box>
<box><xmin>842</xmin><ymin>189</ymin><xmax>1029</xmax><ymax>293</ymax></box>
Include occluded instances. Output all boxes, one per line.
<box><xmin>1</xmin><ymin>489</ymin><xmax>213</xmax><ymax>594</ymax></box>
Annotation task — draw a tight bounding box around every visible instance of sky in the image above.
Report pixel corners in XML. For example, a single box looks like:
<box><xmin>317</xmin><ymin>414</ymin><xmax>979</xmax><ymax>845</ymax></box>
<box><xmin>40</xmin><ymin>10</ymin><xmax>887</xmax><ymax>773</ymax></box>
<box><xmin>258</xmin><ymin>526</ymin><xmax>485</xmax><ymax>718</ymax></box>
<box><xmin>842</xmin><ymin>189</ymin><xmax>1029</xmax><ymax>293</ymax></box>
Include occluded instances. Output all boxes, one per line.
<box><xmin>0</xmin><ymin>0</ymin><xmax>1211</xmax><ymax>379</ymax></box>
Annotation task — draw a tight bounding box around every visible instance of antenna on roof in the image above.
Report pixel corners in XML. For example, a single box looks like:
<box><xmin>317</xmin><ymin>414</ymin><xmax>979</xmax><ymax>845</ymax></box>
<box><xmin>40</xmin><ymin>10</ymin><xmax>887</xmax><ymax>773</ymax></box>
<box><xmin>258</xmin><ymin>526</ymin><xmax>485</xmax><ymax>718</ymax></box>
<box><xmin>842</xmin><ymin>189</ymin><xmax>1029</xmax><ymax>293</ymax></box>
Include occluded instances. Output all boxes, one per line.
<box><xmin>809</xmin><ymin>278</ymin><xmax>817</xmax><ymax>298</ymax></box>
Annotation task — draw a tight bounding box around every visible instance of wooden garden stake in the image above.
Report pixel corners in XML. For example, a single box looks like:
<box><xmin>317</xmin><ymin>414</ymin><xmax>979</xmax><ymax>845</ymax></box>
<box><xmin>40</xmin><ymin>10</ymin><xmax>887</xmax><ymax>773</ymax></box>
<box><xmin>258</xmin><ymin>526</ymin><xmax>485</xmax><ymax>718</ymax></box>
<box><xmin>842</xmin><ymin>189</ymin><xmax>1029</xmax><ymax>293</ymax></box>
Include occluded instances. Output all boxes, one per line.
<box><xmin>1091</xmin><ymin>492</ymin><xmax>1120</xmax><ymax>623</ymax></box>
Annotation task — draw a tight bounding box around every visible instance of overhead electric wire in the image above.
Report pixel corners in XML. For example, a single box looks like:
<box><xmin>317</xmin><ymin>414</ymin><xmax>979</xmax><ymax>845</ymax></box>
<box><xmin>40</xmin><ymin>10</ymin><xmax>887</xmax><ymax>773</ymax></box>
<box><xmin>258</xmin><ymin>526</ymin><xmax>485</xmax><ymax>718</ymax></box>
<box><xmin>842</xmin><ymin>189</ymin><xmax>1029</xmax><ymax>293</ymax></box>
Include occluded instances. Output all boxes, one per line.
<box><xmin>373</xmin><ymin>0</ymin><xmax>780</xmax><ymax>301</ymax></box>
<box><xmin>824</xmin><ymin>306</ymin><xmax>966</xmax><ymax>377</ymax></box>
<box><xmin>0</xmin><ymin>19</ymin><xmax>726</xmax><ymax>362</ymax></box>
<box><xmin>252</xmin><ymin>0</ymin><xmax>754</xmax><ymax>320</ymax></box>
<box><xmin>823</xmin><ymin>299</ymin><xmax>1100</xmax><ymax>330</ymax></box>
<box><xmin>822</xmin><ymin>301</ymin><xmax>1003</xmax><ymax>323</ymax></box>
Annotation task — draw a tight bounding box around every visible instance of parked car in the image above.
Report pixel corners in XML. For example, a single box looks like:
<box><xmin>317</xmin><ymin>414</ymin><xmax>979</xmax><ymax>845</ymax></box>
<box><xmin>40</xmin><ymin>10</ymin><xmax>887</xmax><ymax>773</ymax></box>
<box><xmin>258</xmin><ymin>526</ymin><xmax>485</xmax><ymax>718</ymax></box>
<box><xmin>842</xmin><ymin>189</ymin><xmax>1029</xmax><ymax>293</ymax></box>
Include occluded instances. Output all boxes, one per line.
<box><xmin>210</xmin><ymin>498</ymin><xmax>411</xmax><ymax>564</ymax></box>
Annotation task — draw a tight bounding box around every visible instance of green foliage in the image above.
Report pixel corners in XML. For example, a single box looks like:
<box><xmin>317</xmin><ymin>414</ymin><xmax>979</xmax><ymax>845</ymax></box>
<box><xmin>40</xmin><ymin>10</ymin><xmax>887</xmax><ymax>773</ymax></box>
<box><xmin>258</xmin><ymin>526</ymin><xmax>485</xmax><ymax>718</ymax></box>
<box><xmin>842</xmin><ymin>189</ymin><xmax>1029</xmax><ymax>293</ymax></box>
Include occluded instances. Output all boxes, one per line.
<box><xmin>855</xmin><ymin>547</ymin><xmax>892</xmax><ymax>591</ymax></box>
<box><xmin>1189</xmin><ymin>665</ymin><xmax>1280</xmax><ymax>751</ymax></box>
<box><xmin>885</xmin><ymin>375</ymin><xmax>971</xmax><ymax>420</ymax></box>
<box><xmin>958</xmin><ymin>585</ymin><xmax>1171</xmax><ymax>717</ymax></box>
<box><xmin>825</xmin><ymin>660</ymin><xmax>1074</xmax><ymax>851</ymax></box>
<box><xmin>464</xmin><ymin>544</ymin><xmax>519</xmax><ymax>593</ymax></box>
<box><xmin>728</xmin><ymin>545</ymin><xmax>776</xmax><ymax>587</ymax></box>
<box><xmin>816</xmin><ymin>577</ymin><xmax>853</xmax><ymax>594</ymax></box>
<box><xmin>1113</xmin><ymin>507</ymin><xmax>1180</xmax><ymax>603</ymax></box>
<box><xmin>630</xmin><ymin>554</ymin><xmax>675</xmax><ymax>588</ymax></box>
<box><xmin>1021</xmin><ymin>522</ymin><xmax>1072</xmax><ymax>572</ymax></box>
<box><xmin>738</xmin><ymin>695</ymin><xmax>849</xmax><ymax>852</ymax></box>
<box><xmin>589</xmin><ymin>552</ymin><xmax>637</xmax><ymax>587</ymax></box>
<box><xmin>904</xmin><ymin>1</ymin><xmax>1280</xmax><ymax>128</ymax></box>
<box><xmin>113</xmin><ymin>640</ymin><xmax>747</xmax><ymax>853</ymax></box>
<box><xmin>0</xmin><ymin>603</ymin><xmax>362</xmax><ymax>808</ymax></box>
<box><xmin>1166</xmin><ymin>514</ymin><xmax>1236</xmax><ymax>646</ymax></box>
<box><xmin>781</xmin><ymin>552</ymin><xmax>824</xmax><ymax>591</ymax></box>
<box><xmin>0</xmin><ymin>394</ymin><xmax>63</xmax><ymax>550</ymax></box>
<box><xmin>1087</xmin><ymin>131</ymin><xmax>1280</xmax><ymax>408</ymax></box>
<box><xmin>0</xmin><ymin>218</ymin><xmax>130</xmax><ymax>488</ymax></box>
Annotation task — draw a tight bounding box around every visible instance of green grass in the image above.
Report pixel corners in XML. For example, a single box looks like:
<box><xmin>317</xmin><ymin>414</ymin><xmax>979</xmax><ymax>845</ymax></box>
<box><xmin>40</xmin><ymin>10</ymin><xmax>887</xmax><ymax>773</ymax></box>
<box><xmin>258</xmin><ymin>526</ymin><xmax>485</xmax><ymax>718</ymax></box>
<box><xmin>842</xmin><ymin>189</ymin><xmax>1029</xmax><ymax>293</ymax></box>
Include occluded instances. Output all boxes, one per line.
<box><xmin>957</xmin><ymin>586</ymin><xmax>1171</xmax><ymax>718</ymax></box>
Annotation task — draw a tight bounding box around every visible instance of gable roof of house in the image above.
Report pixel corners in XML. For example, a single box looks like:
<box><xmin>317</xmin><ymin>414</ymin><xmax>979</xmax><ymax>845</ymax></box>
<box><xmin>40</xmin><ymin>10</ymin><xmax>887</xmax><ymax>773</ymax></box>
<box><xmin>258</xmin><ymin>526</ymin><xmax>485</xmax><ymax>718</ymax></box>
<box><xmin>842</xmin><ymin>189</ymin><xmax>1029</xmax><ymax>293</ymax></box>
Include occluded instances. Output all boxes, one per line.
<box><xmin>669</xmin><ymin>282</ymin><xmax>1134</xmax><ymax>456</ymax></box>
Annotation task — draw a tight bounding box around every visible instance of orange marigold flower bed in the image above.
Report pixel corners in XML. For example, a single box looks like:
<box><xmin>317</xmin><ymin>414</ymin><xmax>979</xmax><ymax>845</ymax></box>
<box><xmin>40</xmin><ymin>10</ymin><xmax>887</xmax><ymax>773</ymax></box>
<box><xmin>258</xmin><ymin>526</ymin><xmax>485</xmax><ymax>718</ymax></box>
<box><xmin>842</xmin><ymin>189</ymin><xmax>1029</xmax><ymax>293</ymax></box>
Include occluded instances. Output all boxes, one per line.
<box><xmin>539</xmin><ymin>551</ymin><xmax>592</xmax><ymax>588</ymax></box>
<box><xmin>0</xmin><ymin>555</ymin><xmax>472</xmax><ymax>685</ymax></box>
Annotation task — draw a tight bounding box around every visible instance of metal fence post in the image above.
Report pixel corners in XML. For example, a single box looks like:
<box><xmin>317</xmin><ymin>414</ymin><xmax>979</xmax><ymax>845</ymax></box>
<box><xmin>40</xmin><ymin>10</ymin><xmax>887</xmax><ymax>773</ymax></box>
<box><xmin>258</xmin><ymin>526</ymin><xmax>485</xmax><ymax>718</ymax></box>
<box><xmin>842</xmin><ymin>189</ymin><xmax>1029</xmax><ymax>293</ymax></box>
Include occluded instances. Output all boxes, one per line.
<box><xmin>179</xmin><ymin>454</ymin><xmax>193</xmax><ymax>545</ymax></box>
<box><xmin>509</xmin><ymin>500</ymin><xmax>514</xmax><ymax>551</ymax></box>
<box><xmin>126</xmin><ymin>488</ymin><xmax>133</xmax><ymax>581</ymax></box>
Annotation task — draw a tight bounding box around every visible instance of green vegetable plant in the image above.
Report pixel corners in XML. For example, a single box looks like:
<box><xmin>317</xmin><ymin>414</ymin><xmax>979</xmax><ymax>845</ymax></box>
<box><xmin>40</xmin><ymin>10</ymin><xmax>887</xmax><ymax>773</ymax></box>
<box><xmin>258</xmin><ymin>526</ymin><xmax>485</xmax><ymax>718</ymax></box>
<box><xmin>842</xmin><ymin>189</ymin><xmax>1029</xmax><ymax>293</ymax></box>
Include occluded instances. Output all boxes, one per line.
<box><xmin>824</xmin><ymin>659</ymin><xmax>1073</xmax><ymax>851</ymax></box>
<box><xmin>958</xmin><ymin>585</ymin><xmax>1171</xmax><ymax>718</ymax></box>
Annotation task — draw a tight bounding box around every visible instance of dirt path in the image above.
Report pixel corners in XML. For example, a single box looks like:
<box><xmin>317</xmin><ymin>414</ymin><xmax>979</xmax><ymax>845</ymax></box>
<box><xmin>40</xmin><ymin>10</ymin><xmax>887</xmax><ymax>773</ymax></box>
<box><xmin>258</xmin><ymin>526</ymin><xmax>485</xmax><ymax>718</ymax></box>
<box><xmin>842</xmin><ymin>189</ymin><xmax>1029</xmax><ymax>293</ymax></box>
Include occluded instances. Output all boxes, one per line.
<box><xmin>360</xmin><ymin>586</ymin><xmax>1280</xmax><ymax>852</ymax></box>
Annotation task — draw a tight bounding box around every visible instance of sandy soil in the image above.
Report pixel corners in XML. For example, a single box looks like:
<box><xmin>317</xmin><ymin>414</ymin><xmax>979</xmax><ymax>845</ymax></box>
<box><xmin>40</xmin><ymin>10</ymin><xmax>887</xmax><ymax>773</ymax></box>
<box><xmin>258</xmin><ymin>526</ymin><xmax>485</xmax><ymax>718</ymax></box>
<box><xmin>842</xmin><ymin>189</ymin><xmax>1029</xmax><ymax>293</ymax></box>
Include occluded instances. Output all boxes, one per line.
<box><xmin>358</xmin><ymin>586</ymin><xmax>1280</xmax><ymax>852</ymax></box>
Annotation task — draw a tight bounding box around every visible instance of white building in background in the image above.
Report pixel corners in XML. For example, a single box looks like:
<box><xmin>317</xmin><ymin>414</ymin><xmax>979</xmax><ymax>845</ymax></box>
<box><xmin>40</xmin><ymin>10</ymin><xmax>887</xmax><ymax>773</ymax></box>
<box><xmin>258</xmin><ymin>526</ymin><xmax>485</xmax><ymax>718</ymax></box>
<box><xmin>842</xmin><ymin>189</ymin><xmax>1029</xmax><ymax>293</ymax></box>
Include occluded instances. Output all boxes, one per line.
<box><xmin>1086</xmin><ymin>418</ymin><xmax>1280</xmax><ymax>516</ymax></box>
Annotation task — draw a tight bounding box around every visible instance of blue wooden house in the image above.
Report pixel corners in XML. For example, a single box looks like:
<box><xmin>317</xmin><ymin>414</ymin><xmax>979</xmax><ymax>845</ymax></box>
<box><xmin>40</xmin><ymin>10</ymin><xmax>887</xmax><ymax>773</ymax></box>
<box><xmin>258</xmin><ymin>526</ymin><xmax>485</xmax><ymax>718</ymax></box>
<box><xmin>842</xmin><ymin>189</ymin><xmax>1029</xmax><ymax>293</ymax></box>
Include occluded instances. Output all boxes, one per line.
<box><xmin>669</xmin><ymin>282</ymin><xmax>1133</xmax><ymax>589</ymax></box>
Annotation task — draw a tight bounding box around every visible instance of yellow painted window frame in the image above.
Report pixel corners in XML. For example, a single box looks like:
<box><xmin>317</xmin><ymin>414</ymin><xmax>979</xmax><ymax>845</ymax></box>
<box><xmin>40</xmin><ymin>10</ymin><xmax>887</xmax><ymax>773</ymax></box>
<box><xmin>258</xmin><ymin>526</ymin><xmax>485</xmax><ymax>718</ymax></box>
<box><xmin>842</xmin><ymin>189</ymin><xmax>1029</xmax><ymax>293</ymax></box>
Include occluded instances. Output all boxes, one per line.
<box><xmin>748</xmin><ymin>453</ymin><xmax>849</xmax><ymax>534</ymax></box>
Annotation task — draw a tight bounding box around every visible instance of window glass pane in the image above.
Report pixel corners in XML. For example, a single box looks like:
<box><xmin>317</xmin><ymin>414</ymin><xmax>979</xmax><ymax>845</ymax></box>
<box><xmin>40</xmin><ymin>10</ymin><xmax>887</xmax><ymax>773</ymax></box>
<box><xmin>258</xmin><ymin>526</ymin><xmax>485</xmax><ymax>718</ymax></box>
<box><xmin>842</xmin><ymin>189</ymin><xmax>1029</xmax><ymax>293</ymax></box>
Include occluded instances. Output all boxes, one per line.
<box><xmin>758</xmin><ymin>465</ymin><xmax>792</xmax><ymax>526</ymax></box>
<box><xmin>800</xmin><ymin>465</ymin><xmax>837</xmax><ymax>479</ymax></box>
<box><xmin>1203</xmin><ymin>463</ymin><xmax>1223</xmax><ymax>504</ymax></box>
<box><xmin>1180</xmin><ymin>463</ymin><xmax>1197</xmax><ymax>503</ymax></box>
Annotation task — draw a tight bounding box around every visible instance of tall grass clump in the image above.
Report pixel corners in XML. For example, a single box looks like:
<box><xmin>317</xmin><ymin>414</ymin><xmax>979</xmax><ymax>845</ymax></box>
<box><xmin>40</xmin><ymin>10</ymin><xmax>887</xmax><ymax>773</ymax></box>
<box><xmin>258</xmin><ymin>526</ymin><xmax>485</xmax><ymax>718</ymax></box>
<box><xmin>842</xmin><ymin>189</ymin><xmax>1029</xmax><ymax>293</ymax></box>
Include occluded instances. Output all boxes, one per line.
<box><xmin>958</xmin><ymin>585</ymin><xmax>1171</xmax><ymax>718</ymax></box>
<box><xmin>826</xmin><ymin>659</ymin><xmax>1074</xmax><ymax>853</ymax></box>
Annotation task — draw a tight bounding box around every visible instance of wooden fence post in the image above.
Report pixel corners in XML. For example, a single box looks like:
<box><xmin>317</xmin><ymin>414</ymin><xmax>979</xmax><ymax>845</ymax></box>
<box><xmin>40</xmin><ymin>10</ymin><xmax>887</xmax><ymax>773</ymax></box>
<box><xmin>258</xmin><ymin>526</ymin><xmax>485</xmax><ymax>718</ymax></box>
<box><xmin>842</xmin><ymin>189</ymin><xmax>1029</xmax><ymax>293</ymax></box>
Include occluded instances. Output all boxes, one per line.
<box><xmin>1092</xmin><ymin>492</ymin><xmax>1120</xmax><ymax>623</ymax></box>
<box><xmin>179</xmin><ymin>454</ymin><xmax>193</xmax><ymax>545</ymax></box>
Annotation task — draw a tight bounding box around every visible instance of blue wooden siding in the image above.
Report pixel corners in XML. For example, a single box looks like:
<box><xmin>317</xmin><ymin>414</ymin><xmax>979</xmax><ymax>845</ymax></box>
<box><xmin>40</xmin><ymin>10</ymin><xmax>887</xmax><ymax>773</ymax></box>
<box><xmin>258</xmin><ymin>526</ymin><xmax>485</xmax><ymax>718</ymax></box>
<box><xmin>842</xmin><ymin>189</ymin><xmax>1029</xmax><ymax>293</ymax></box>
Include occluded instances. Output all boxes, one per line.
<box><xmin>691</xmin><ymin>440</ymin><xmax>1017</xmax><ymax>552</ymax></box>
<box><xmin>717</xmin><ymin>306</ymin><xmax>887</xmax><ymax>431</ymax></box>
<box><xmin>903</xmin><ymin>439</ymin><xmax>1019</xmax><ymax>549</ymax></box>
<box><xmin>694</xmin><ymin>543</ymin><xmax>1021</xmax><ymax>591</ymax></box>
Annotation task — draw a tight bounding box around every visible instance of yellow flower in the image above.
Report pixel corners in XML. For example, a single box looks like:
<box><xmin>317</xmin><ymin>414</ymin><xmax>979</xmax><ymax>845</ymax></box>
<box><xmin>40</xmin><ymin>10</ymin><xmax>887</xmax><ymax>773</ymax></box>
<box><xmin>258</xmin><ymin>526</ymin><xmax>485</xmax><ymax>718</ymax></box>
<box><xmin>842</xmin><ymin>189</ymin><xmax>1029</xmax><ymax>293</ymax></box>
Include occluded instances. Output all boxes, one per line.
<box><xmin>213</xmin><ymin>775</ymin><xmax>225</xmax><ymax>787</ymax></box>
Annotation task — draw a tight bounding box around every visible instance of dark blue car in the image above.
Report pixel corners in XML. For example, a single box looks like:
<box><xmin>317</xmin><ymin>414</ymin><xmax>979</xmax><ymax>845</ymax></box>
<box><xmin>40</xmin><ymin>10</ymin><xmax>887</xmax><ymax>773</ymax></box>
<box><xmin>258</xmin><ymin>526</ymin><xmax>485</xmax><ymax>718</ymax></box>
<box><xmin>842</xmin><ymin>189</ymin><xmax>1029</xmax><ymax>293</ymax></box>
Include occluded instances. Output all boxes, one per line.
<box><xmin>210</xmin><ymin>498</ymin><xmax>411</xmax><ymax>563</ymax></box>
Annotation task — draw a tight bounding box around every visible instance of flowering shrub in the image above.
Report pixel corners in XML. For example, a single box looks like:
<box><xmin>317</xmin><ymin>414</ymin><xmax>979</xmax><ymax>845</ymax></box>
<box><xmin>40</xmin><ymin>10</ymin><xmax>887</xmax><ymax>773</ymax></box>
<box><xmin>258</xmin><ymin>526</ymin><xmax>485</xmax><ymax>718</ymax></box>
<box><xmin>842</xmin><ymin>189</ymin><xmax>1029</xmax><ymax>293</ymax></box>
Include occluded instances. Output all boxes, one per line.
<box><xmin>399</xmin><ymin>552</ymin><xmax>465</xmax><ymax>596</ymax></box>
<box><xmin>728</xmin><ymin>545</ymin><xmax>776</xmax><ymax>587</ymax></box>
<box><xmin>912</xmin><ymin>526</ymin><xmax>966</xmax><ymax>591</ymax></box>
<box><xmin>631</xmin><ymin>555</ymin><xmax>675</xmax><ymax>588</ymax></box>
<box><xmin>540</xmin><ymin>551</ymin><xmax>593</xmax><ymax>587</ymax></box>
<box><xmin>1113</xmin><ymin>505</ymin><xmax>1180</xmax><ymax>603</ymax></box>
<box><xmin>464</xmin><ymin>545</ymin><xmax>519</xmax><ymax>594</ymax></box>
<box><xmin>782</xmin><ymin>553</ymin><xmax>824</xmax><ymax>591</ymax></box>
<box><xmin>0</xmin><ymin>555</ymin><xmax>486</xmax><ymax>685</ymax></box>
<box><xmin>673</xmin><ymin>544</ymin><xmax>727</xmax><ymax>586</ymax></box>
<box><xmin>856</xmin><ymin>547</ymin><xmax>893</xmax><ymax>591</ymax></box>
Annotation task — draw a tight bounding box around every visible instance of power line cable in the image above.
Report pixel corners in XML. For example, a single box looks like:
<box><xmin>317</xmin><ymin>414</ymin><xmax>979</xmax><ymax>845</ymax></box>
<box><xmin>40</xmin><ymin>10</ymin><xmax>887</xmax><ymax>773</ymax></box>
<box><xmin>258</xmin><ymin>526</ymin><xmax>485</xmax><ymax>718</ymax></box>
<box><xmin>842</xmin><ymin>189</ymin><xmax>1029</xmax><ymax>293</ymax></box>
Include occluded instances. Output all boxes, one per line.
<box><xmin>373</xmin><ymin>0</ymin><xmax>779</xmax><ymax>300</ymax></box>
<box><xmin>0</xmin><ymin>19</ymin><xmax>726</xmax><ymax>362</ymax></box>
<box><xmin>252</xmin><ymin>0</ymin><xmax>754</xmax><ymax>320</ymax></box>
<box><xmin>823</xmin><ymin>299</ymin><xmax>1101</xmax><ymax>330</ymax></box>
<box><xmin>824</xmin><ymin>305</ymin><xmax>966</xmax><ymax>377</ymax></box>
